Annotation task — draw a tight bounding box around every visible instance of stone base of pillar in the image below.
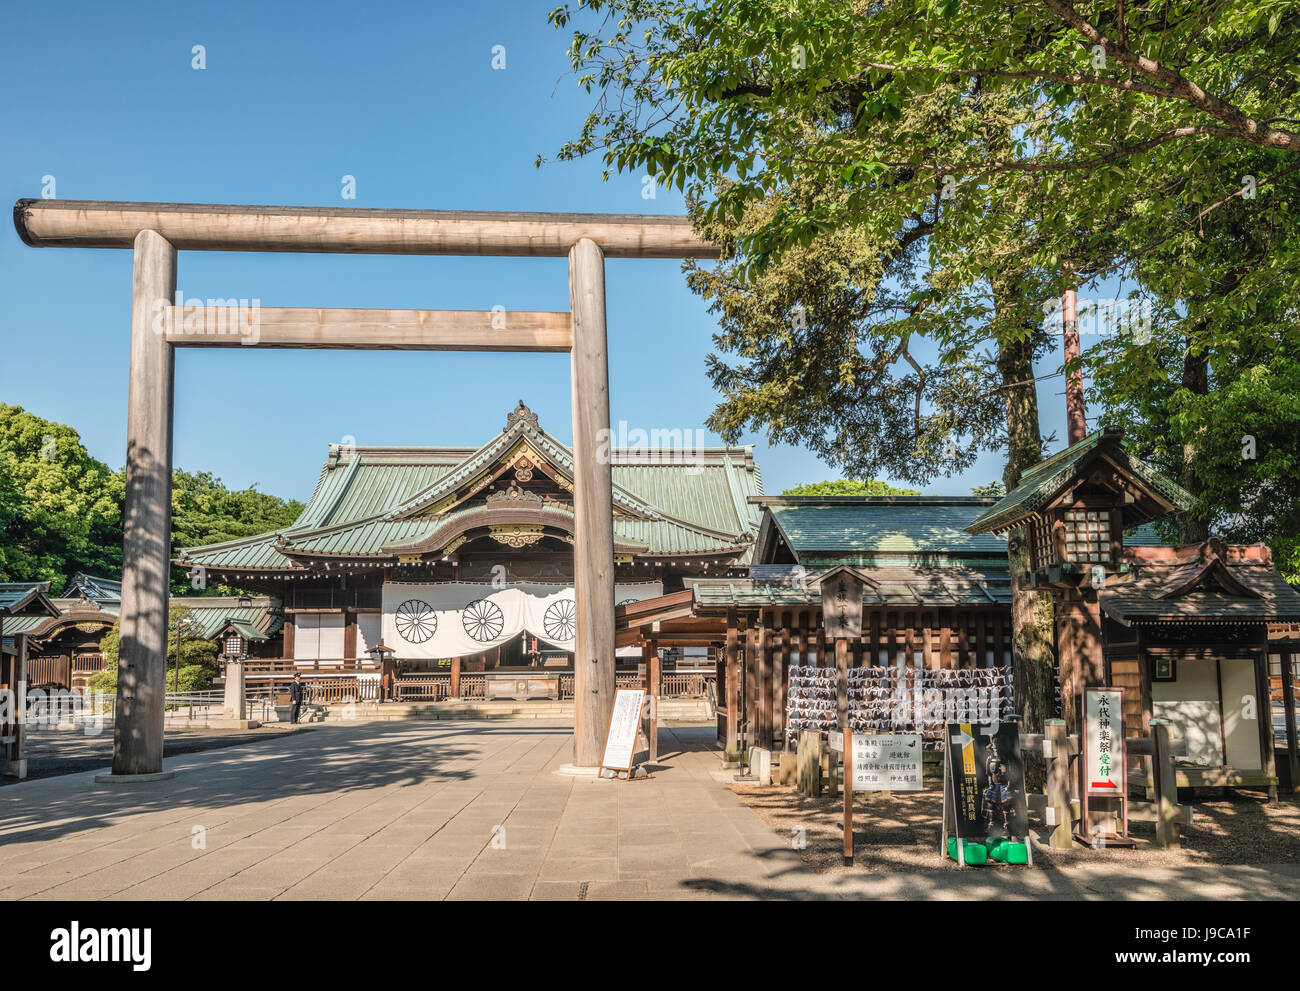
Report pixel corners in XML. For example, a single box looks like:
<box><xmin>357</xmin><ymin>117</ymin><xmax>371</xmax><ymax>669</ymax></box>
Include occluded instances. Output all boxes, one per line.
<box><xmin>554</xmin><ymin>763</ymin><xmax>602</xmax><ymax>777</ymax></box>
<box><xmin>94</xmin><ymin>770</ymin><xmax>177</xmax><ymax>784</ymax></box>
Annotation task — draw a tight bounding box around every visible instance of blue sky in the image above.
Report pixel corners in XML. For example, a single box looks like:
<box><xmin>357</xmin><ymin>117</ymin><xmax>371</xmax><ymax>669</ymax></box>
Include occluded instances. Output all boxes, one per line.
<box><xmin>0</xmin><ymin>0</ymin><xmax>1081</xmax><ymax>505</ymax></box>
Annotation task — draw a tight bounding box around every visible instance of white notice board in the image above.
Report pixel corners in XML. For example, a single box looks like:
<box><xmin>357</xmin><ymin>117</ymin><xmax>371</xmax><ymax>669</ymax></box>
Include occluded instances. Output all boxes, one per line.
<box><xmin>600</xmin><ymin>688</ymin><xmax>646</xmax><ymax>773</ymax></box>
<box><xmin>851</xmin><ymin>732</ymin><xmax>923</xmax><ymax>791</ymax></box>
<box><xmin>1084</xmin><ymin>688</ymin><xmax>1124</xmax><ymax>795</ymax></box>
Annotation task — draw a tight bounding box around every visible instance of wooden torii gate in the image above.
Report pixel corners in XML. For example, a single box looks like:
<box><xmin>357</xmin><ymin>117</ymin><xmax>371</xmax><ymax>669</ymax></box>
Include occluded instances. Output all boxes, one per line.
<box><xmin>13</xmin><ymin>198</ymin><xmax>718</xmax><ymax>775</ymax></box>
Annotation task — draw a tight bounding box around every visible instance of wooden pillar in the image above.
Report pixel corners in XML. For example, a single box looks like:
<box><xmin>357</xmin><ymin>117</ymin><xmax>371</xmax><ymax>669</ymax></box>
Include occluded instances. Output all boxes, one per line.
<box><xmin>758</xmin><ymin>612</ymin><xmax>773</xmax><ymax>748</ymax></box>
<box><xmin>1151</xmin><ymin>721</ymin><xmax>1181</xmax><ymax>849</ymax></box>
<box><xmin>282</xmin><ymin>615</ymin><xmax>295</xmax><ymax>660</ymax></box>
<box><xmin>450</xmin><ymin>656</ymin><xmax>461</xmax><ymax>699</ymax></box>
<box><xmin>1046</xmin><ymin>720</ymin><xmax>1072</xmax><ymax>848</ymax></box>
<box><xmin>112</xmin><ymin>229</ymin><xmax>176</xmax><ymax>776</ymax></box>
<box><xmin>5</xmin><ymin>634</ymin><xmax>27</xmax><ymax>778</ymax></box>
<box><xmin>644</xmin><ymin>638</ymin><xmax>660</xmax><ymax>762</ymax></box>
<box><xmin>1282</xmin><ymin>649</ymin><xmax>1299</xmax><ymax>795</ymax></box>
<box><xmin>774</xmin><ymin>612</ymin><xmax>788</xmax><ymax>751</ymax></box>
<box><xmin>568</xmin><ymin>237</ymin><xmax>615</xmax><ymax>766</ymax></box>
<box><xmin>746</xmin><ymin>623</ymin><xmax>760</xmax><ymax>750</ymax></box>
<box><xmin>724</xmin><ymin>609</ymin><xmax>740</xmax><ymax>756</ymax></box>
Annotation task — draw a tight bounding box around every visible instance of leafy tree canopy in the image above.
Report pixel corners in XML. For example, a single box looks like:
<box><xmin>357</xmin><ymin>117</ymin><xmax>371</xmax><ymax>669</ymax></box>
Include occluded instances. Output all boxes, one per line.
<box><xmin>0</xmin><ymin>404</ymin><xmax>303</xmax><ymax>592</ymax></box>
<box><xmin>0</xmin><ymin>404</ymin><xmax>123</xmax><ymax>584</ymax></box>
<box><xmin>781</xmin><ymin>478</ymin><xmax>921</xmax><ymax>496</ymax></box>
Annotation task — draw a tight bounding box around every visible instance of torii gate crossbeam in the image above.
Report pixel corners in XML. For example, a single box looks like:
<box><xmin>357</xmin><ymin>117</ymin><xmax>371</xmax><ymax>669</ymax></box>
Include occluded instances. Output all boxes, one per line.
<box><xmin>13</xmin><ymin>198</ymin><xmax>718</xmax><ymax>775</ymax></box>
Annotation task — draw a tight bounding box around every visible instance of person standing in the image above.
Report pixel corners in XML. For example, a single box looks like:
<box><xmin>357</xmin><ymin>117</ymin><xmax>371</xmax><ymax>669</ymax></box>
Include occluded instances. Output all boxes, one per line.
<box><xmin>289</xmin><ymin>673</ymin><xmax>304</xmax><ymax>724</ymax></box>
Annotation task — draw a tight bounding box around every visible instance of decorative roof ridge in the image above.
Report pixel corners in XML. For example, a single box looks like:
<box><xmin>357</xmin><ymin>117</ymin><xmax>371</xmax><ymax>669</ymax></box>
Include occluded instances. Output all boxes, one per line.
<box><xmin>754</xmin><ymin>495</ymin><xmax>998</xmax><ymax>506</ymax></box>
<box><xmin>378</xmin><ymin>407</ymin><xmax>662</xmax><ymax>523</ymax></box>
<box><xmin>178</xmin><ymin>526</ymin><xmax>294</xmax><ymax>559</ymax></box>
<box><xmin>965</xmin><ymin>428</ymin><xmax>1194</xmax><ymax>535</ymax></box>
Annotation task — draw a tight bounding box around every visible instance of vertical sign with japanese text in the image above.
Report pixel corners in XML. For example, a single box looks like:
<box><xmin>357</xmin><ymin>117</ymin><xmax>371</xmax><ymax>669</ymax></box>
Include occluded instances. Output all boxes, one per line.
<box><xmin>1084</xmin><ymin>688</ymin><xmax>1124</xmax><ymax>795</ymax></box>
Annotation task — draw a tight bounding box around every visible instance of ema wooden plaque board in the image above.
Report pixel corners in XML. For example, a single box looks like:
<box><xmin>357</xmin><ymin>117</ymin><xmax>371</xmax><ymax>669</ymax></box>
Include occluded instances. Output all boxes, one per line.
<box><xmin>600</xmin><ymin>688</ymin><xmax>646</xmax><ymax>773</ymax></box>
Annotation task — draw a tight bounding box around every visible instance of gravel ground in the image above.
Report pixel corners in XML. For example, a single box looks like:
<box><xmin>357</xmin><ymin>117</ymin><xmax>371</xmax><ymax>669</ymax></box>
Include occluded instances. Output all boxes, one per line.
<box><xmin>4</xmin><ymin>724</ymin><xmax>313</xmax><ymax>784</ymax></box>
<box><xmin>732</xmin><ymin>783</ymin><xmax>1300</xmax><ymax>874</ymax></box>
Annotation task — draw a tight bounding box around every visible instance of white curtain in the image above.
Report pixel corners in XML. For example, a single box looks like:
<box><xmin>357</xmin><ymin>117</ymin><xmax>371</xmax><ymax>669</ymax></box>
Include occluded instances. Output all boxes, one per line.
<box><xmin>293</xmin><ymin>613</ymin><xmax>345</xmax><ymax>660</ymax></box>
<box><xmin>381</xmin><ymin>581</ymin><xmax>663</xmax><ymax>659</ymax></box>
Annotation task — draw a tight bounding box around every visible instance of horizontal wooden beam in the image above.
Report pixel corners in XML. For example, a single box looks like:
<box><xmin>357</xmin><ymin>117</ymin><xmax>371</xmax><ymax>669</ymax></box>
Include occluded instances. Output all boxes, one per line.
<box><xmin>14</xmin><ymin>199</ymin><xmax>719</xmax><ymax>258</ymax></box>
<box><xmin>162</xmin><ymin>306</ymin><xmax>572</xmax><ymax>351</ymax></box>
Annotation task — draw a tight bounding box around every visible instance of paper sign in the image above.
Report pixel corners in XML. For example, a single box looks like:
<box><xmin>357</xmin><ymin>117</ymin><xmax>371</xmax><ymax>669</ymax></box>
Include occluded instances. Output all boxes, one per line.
<box><xmin>1084</xmin><ymin>688</ymin><xmax>1124</xmax><ymax>794</ymax></box>
<box><xmin>851</xmin><ymin>732</ymin><xmax>923</xmax><ymax>791</ymax></box>
<box><xmin>600</xmin><ymin>688</ymin><xmax>645</xmax><ymax>773</ymax></box>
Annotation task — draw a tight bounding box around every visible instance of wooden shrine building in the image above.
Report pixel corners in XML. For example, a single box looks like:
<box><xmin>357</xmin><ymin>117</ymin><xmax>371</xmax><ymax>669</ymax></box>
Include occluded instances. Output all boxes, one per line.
<box><xmin>680</xmin><ymin>495</ymin><xmax>1018</xmax><ymax>756</ymax></box>
<box><xmin>0</xmin><ymin>582</ymin><xmax>62</xmax><ymax>778</ymax></box>
<box><xmin>177</xmin><ymin>402</ymin><xmax>761</xmax><ymax>699</ymax></box>
<box><xmin>967</xmin><ymin>428</ymin><xmax>1300</xmax><ymax>793</ymax></box>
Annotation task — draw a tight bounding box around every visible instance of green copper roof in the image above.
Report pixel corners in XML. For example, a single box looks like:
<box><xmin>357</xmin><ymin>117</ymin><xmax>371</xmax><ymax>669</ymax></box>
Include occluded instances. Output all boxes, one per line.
<box><xmin>687</xmin><ymin>566</ymin><xmax>1013</xmax><ymax>609</ymax></box>
<box><xmin>179</xmin><ymin>403</ymin><xmax>763</xmax><ymax>571</ymax></box>
<box><xmin>60</xmin><ymin>573</ymin><xmax>122</xmax><ymax>602</ymax></box>
<box><xmin>965</xmin><ymin>428</ymin><xmax>1195</xmax><ymax>535</ymax></box>
<box><xmin>0</xmin><ymin>582</ymin><xmax>60</xmax><ymax>618</ymax></box>
<box><xmin>172</xmin><ymin>597</ymin><xmax>282</xmax><ymax>640</ymax></box>
<box><xmin>754</xmin><ymin>497</ymin><xmax>1006</xmax><ymax>567</ymax></box>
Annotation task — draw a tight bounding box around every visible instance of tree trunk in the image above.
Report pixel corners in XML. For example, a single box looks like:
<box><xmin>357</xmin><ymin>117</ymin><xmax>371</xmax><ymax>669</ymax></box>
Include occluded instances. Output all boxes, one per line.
<box><xmin>993</xmin><ymin>304</ymin><xmax>1055</xmax><ymax>790</ymax></box>
<box><xmin>1176</xmin><ymin>345</ymin><xmax>1211</xmax><ymax>544</ymax></box>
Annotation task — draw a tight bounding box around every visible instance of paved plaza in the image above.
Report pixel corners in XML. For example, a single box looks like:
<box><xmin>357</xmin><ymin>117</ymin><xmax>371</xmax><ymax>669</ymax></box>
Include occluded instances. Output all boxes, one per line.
<box><xmin>2</xmin><ymin>721</ymin><xmax>1298</xmax><ymax>901</ymax></box>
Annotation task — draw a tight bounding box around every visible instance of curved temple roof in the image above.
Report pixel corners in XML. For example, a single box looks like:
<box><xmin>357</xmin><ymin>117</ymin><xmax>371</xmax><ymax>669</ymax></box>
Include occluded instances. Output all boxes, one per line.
<box><xmin>178</xmin><ymin>403</ymin><xmax>763</xmax><ymax>573</ymax></box>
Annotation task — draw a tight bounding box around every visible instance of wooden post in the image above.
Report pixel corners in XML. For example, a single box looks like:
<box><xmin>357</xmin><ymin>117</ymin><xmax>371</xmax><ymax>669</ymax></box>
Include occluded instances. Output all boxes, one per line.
<box><xmin>758</xmin><ymin>613</ymin><xmax>772</xmax><ymax>748</ymax></box>
<box><xmin>1046</xmin><ymin>720</ymin><xmax>1072</xmax><ymax>849</ymax></box>
<box><xmin>450</xmin><ymin>656</ymin><xmax>461</xmax><ymax>699</ymax></box>
<box><xmin>5</xmin><ymin>633</ymin><xmax>27</xmax><ymax>778</ymax></box>
<box><xmin>1151</xmin><ymin>721</ymin><xmax>1180</xmax><ymax>849</ymax></box>
<box><xmin>843</xmin><ymin>725</ymin><xmax>853</xmax><ymax>864</ymax></box>
<box><xmin>797</xmin><ymin>729</ymin><xmax>823</xmax><ymax>798</ymax></box>
<box><xmin>1282</xmin><ymin>649</ymin><xmax>1299</xmax><ymax>795</ymax></box>
<box><xmin>724</xmin><ymin>610</ymin><xmax>740</xmax><ymax>756</ymax></box>
<box><xmin>568</xmin><ymin>237</ymin><xmax>616</xmax><ymax>767</ymax></box>
<box><xmin>112</xmin><ymin>229</ymin><xmax>176</xmax><ymax>776</ymax></box>
<box><xmin>642</xmin><ymin>638</ymin><xmax>660</xmax><ymax>763</ymax></box>
<box><xmin>774</xmin><ymin>612</ymin><xmax>787</xmax><ymax>752</ymax></box>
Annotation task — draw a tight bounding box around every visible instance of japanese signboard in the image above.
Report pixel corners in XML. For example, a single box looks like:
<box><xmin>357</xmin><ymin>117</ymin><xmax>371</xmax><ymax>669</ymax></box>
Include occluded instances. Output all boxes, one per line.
<box><xmin>600</xmin><ymin>688</ymin><xmax>645</xmax><ymax>773</ymax></box>
<box><xmin>945</xmin><ymin>722</ymin><xmax>1027</xmax><ymax>839</ymax></box>
<box><xmin>818</xmin><ymin>567</ymin><xmax>865</xmax><ymax>640</ymax></box>
<box><xmin>1084</xmin><ymin>688</ymin><xmax>1125</xmax><ymax>795</ymax></box>
<box><xmin>851</xmin><ymin>732</ymin><xmax>923</xmax><ymax>791</ymax></box>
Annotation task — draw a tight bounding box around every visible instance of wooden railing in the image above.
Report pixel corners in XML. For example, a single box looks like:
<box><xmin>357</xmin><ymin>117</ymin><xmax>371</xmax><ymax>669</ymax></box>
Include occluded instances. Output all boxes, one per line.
<box><xmin>244</xmin><ymin>658</ymin><xmax>380</xmax><ymax>676</ymax></box>
<box><xmin>283</xmin><ymin>669</ymin><xmax>716</xmax><ymax>705</ymax></box>
<box><xmin>72</xmin><ymin>652</ymin><xmax>106</xmax><ymax>674</ymax></box>
<box><xmin>302</xmin><ymin>677</ymin><xmax>379</xmax><ymax>703</ymax></box>
<box><xmin>27</xmin><ymin>655</ymin><xmax>70</xmax><ymax>687</ymax></box>
<box><xmin>661</xmin><ymin>672</ymin><xmax>714</xmax><ymax>697</ymax></box>
<box><xmin>395</xmin><ymin>674</ymin><xmax>451</xmax><ymax>701</ymax></box>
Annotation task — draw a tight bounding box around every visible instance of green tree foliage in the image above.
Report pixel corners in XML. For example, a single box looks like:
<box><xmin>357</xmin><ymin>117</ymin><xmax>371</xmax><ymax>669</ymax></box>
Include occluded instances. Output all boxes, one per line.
<box><xmin>0</xmin><ymin>404</ymin><xmax>303</xmax><ymax>592</ymax></box>
<box><xmin>971</xmin><ymin>481</ymin><xmax>1007</xmax><ymax>499</ymax></box>
<box><xmin>0</xmin><ymin>404</ymin><xmax>123</xmax><ymax>584</ymax></box>
<box><xmin>170</xmin><ymin>470</ymin><xmax>303</xmax><ymax>595</ymax></box>
<box><xmin>548</xmin><ymin>0</ymin><xmax>1300</xmax><ymax>567</ymax></box>
<box><xmin>87</xmin><ymin>604</ymin><xmax>219</xmax><ymax>695</ymax></box>
<box><xmin>781</xmin><ymin>479</ymin><xmax>920</xmax><ymax>497</ymax></box>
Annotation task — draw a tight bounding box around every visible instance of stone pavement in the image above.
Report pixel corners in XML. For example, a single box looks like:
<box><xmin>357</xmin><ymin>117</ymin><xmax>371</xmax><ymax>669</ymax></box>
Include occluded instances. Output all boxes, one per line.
<box><xmin>1</xmin><ymin>720</ymin><xmax>1296</xmax><ymax>901</ymax></box>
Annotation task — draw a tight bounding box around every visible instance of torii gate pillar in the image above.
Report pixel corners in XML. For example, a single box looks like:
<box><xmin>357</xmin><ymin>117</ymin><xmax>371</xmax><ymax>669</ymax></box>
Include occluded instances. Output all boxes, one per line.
<box><xmin>114</xmin><ymin>229</ymin><xmax>176</xmax><ymax>775</ymax></box>
<box><xmin>568</xmin><ymin>237</ymin><xmax>616</xmax><ymax>766</ymax></box>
